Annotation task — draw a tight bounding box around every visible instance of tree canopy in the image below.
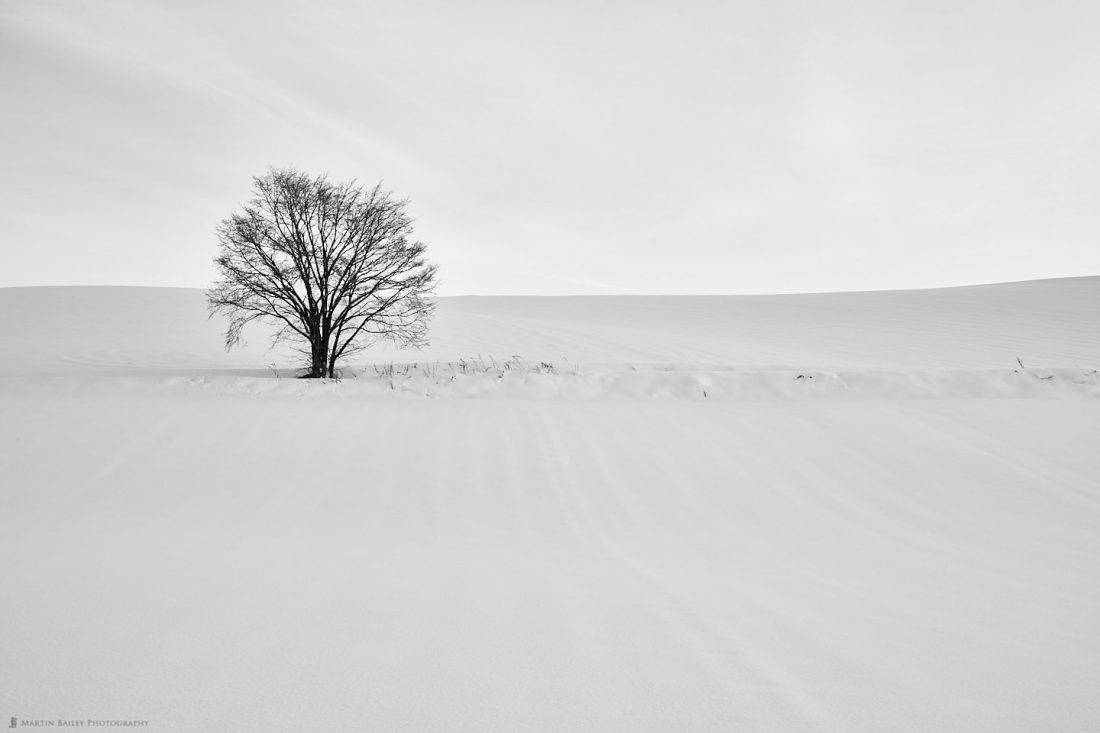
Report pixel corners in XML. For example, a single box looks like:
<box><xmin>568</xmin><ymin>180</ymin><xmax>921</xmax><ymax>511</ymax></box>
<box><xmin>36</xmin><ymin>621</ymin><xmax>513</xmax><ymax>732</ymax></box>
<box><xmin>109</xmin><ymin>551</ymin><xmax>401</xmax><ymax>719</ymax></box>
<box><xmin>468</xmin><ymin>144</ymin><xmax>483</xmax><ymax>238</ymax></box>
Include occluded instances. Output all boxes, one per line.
<box><xmin>208</xmin><ymin>168</ymin><xmax>437</xmax><ymax>377</ymax></box>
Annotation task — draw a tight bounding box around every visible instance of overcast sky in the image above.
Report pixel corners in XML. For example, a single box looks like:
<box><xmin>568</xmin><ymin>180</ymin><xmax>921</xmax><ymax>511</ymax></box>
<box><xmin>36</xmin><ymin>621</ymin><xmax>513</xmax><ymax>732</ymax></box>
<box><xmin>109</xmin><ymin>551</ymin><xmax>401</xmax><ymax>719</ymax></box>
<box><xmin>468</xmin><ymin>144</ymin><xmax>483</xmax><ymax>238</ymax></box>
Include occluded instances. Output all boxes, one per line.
<box><xmin>2</xmin><ymin>1</ymin><xmax>1098</xmax><ymax>295</ymax></box>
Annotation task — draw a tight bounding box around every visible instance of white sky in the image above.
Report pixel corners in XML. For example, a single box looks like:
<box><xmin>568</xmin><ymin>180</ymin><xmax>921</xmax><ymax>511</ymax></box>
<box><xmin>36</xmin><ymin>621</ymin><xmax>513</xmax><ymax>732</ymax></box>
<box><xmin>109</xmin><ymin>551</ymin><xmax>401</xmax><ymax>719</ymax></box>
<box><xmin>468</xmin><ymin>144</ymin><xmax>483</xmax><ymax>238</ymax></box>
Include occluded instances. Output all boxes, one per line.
<box><xmin>2</xmin><ymin>0</ymin><xmax>1098</xmax><ymax>295</ymax></box>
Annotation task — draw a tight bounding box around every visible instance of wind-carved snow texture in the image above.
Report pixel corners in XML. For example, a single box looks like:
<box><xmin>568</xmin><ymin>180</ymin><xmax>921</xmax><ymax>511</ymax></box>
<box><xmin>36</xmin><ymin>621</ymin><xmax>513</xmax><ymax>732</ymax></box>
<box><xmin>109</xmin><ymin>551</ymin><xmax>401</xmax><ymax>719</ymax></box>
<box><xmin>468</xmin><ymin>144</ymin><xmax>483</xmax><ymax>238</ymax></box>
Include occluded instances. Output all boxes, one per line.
<box><xmin>1</xmin><ymin>279</ymin><xmax>1098</xmax><ymax>731</ymax></box>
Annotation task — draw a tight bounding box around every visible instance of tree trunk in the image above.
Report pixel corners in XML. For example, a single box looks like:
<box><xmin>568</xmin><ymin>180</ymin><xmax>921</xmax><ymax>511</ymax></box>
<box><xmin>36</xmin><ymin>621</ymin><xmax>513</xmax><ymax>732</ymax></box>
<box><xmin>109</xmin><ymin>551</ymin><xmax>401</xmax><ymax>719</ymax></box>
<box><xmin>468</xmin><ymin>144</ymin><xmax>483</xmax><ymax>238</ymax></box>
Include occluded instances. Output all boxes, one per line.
<box><xmin>309</xmin><ymin>338</ymin><xmax>330</xmax><ymax>378</ymax></box>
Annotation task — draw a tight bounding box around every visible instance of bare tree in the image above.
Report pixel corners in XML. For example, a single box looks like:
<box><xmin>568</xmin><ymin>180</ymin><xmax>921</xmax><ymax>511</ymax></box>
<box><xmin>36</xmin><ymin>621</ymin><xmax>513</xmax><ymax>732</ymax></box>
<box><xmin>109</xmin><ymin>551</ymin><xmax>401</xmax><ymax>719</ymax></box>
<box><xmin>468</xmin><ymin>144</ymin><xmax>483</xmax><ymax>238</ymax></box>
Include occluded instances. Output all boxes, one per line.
<box><xmin>207</xmin><ymin>168</ymin><xmax>437</xmax><ymax>378</ymax></box>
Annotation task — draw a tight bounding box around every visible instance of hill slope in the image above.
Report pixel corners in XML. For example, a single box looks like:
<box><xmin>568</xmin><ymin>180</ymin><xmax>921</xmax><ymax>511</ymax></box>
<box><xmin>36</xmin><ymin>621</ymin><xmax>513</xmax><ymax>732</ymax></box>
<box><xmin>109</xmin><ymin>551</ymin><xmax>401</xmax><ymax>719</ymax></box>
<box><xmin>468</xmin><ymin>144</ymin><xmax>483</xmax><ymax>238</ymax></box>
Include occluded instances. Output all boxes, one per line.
<box><xmin>1</xmin><ymin>277</ymin><xmax>1097</xmax><ymax>376</ymax></box>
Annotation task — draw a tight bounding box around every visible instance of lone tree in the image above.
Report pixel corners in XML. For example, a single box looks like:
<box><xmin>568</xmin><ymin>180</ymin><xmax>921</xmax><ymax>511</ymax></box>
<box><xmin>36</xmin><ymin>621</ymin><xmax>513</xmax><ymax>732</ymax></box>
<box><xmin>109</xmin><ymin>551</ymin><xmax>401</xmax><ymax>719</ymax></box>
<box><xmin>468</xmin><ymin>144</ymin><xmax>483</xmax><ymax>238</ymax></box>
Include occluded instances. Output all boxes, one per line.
<box><xmin>208</xmin><ymin>168</ymin><xmax>437</xmax><ymax>378</ymax></box>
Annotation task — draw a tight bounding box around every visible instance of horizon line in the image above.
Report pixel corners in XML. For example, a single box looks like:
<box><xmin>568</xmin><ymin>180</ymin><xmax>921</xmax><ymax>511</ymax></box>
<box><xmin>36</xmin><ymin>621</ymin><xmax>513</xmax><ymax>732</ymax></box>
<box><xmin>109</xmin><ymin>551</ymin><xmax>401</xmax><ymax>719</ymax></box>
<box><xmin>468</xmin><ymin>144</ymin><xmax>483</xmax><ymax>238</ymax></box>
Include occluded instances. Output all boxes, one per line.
<box><xmin>0</xmin><ymin>274</ymin><xmax>1096</xmax><ymax>299</ymax></box>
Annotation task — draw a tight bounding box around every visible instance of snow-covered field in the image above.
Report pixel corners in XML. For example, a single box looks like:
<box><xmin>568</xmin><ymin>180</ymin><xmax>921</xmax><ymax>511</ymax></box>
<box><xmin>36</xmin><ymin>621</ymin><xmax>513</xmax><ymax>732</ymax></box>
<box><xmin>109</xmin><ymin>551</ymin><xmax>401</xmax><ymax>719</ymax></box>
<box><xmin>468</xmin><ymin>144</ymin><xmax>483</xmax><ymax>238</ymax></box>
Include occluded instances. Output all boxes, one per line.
<box><xmin>2</xmin><ymin>279</ymin><xmax>1098</xmax><ymax>731</ymax></box>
